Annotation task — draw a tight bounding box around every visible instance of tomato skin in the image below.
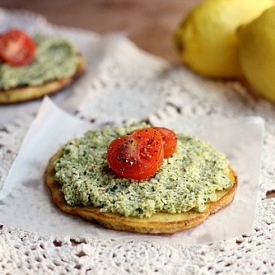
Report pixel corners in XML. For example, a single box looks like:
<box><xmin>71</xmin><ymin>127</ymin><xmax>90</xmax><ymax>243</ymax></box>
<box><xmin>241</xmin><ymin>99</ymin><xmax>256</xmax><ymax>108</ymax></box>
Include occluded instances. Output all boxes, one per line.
<box><xmin>153</xmin><ymin>127</ymin><xmax>177</xmax><ymax>158</ymax></box>
<box><xmin>107</xmin><ymin>128</ymin><xmax>164</xmax><ymax>180</ymax></box>
<box><xmin>0</xmin><ymin>29</ymin><xmax>36</xmax><ymax>66</ymax></box>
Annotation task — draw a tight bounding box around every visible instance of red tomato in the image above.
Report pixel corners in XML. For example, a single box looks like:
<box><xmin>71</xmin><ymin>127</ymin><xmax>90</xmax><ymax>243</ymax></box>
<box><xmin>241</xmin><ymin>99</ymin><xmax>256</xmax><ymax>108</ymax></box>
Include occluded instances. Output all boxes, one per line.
<box><xmin>0</xmin><ymin>29</ymin><xmax>36</xmax><ymax>66</ymax></box>
<box><xmin>107</xmin><ymin>128</ymin><xmax>164</xmax><ymax>180</ymax></box>
<box><xmin>153</xmin><ymin>127</ymin><xmax>177</xmax><ymax>158</ymax></box>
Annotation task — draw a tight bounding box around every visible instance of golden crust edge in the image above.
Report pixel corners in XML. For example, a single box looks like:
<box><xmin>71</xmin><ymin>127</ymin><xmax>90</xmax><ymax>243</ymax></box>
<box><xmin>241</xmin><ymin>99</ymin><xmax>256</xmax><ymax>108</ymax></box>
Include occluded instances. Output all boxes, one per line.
<box><xmin>44</xmin><ymin>148</ymin><xmax>238</xmax><ymax>235</ymax></box>
<box><xmin>0</xmin><ymin>54</ymin><xmax>86</xmax><ymax>104</ymax></box>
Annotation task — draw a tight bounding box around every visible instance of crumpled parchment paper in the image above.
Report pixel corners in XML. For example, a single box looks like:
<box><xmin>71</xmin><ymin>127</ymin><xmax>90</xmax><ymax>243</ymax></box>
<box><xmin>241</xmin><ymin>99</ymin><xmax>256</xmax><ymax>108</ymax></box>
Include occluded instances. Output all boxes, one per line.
<box><xmin>0</xmin><ymin>97</ymin><xmax>265</xmax><ymax>245</ymax></box>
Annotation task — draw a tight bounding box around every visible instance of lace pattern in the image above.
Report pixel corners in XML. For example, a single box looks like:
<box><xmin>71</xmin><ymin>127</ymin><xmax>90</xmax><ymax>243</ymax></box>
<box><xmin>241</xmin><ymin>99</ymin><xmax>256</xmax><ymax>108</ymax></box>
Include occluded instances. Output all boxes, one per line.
<box><xmin>0</xmin><ymin>9</ymin><xmax>275</xmax><ymax>274</ymax></box>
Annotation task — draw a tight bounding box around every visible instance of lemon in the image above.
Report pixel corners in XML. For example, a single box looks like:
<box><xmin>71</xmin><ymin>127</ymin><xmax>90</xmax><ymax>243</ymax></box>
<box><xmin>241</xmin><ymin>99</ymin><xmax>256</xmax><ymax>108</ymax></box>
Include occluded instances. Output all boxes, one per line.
<box><xmin>237</xmin><ymin>6</ymin><xmax>275</xmax><ymax>103</ymax></box>
<box><xmin>174</xmin><ymin>0</ymin><xmax>274</xmax><ymax>78</ymax></box>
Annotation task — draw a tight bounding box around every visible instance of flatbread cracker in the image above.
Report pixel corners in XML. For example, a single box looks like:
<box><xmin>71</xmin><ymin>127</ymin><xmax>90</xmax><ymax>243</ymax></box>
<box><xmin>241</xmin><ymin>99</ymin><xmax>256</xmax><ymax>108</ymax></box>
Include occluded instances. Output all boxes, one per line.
<box><xmin>0</xmin><ymin>54</ymin><xmax>85</xmax><ymax>104</ymax></box>
<box><xmin>45</xmin><ymin>148</ymin><xmax>237</xmax><ymax>235</ymax></box>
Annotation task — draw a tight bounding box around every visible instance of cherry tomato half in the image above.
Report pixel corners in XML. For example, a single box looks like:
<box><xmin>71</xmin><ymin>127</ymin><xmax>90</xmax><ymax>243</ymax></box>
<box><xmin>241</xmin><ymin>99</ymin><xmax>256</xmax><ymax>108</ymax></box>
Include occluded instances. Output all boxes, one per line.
<box><xmin>153</xmin><ymin>127</ymin><xmax>177</xmax><ymax>158</ymax></box>
<box><xmin>0</xmin><ymin>29</ymin><xmax>36</xmax><ymax>66</ymax></box>
<box><xmin>107</xmin><ymin>128</ymin><xmax>164</xmax><ymax>180</ymax></box>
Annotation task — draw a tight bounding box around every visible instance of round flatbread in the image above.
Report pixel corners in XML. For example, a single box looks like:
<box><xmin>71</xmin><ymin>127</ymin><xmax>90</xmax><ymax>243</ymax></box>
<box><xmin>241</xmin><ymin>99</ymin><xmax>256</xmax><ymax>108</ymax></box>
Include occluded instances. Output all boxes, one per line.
<box><xmin>45</xmin><ymin>148</ymin><xmax>237</xmax><ymax>235</ymax></box>
<box><xmin>0</xmin><ymin>54</ymin><xmax>85</xmax><ymax>104</ymax></box>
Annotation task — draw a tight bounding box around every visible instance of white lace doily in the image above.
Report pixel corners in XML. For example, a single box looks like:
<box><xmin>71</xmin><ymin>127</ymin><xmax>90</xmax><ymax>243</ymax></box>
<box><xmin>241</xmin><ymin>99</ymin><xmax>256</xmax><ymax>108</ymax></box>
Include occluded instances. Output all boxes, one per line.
<box><xmin>0</xmin><ymin>9</ymin><xmax>275</xmax><ymax>274</ymax></box>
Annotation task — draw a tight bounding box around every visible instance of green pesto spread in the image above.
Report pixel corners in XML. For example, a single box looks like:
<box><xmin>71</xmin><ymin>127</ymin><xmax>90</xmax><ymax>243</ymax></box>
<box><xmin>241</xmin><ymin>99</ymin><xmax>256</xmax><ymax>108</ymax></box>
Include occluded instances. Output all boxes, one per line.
<box><xmin>54</xmin><ymin>123</ymin><xmax>232</xmax><ymax>218</ymax></box>
<box><xmin>0</xmin><ymin>34</ymin><xmax>79</xmax><ymax>90</ymax></box>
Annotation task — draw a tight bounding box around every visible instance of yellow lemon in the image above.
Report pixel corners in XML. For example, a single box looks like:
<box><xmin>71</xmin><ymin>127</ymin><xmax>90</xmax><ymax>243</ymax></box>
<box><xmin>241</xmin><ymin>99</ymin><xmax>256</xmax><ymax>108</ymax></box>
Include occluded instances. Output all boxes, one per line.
<box><xmin>237</xmin><ymin>6</ymin><xmax>275</xmax><ymax>103</ymax></box>
<box><xmin>174</xmin><ymin>0</ymin><xmax>274</xmax><ymax>78</ymax></box>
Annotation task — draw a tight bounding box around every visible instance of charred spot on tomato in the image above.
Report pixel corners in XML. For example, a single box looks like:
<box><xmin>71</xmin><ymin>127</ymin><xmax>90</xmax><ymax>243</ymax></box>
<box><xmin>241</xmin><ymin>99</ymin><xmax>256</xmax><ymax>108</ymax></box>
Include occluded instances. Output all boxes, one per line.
<box><xmin>147</xmin><ymin>139</ymin><xmax>153</xmax><ymax>146</ymax></box>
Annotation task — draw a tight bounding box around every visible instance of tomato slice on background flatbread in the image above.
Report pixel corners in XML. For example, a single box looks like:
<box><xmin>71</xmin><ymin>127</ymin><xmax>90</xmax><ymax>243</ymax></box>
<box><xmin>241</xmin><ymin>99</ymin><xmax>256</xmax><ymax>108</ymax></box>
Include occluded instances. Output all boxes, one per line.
<box><xmin>0</xmin><ymin>28</ymin><xmax>35</xmax><ymax>66</ymax></box>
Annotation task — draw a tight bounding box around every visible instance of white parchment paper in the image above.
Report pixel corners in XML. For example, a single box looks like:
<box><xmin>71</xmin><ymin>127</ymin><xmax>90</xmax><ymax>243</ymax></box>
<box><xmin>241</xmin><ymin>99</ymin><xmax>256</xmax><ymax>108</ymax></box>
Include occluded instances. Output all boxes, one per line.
<box><xmin>0</xmin><ymin>97</ymin><xmax>264</xmax><ymax>245</ymax></box>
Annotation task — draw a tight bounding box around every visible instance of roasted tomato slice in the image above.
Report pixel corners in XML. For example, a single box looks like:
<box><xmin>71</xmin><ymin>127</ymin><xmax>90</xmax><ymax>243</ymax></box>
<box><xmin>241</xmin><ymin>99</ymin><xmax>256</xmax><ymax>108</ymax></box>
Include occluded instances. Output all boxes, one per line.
<box><xmin>153</xmin><ymin>127</ymin><xmax>177</xmax><ymax>158</ymax></box>
<box><xmin>0</xmin><ymin>29</ymin><xmax>36</xmax><ymax>66</ymax></box>
<box><xmin>107</xmin><ymin>128</ymin><xmax>164</xmax><ymax>180</ymax></box>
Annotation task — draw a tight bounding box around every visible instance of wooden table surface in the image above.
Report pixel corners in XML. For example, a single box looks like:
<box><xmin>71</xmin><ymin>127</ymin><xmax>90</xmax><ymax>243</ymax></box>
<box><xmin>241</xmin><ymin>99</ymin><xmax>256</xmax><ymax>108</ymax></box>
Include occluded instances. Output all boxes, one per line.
<box><xmin>1</xmin><ymin>0</ymin><xmax>201</xmax><ymax>63</ymax></box>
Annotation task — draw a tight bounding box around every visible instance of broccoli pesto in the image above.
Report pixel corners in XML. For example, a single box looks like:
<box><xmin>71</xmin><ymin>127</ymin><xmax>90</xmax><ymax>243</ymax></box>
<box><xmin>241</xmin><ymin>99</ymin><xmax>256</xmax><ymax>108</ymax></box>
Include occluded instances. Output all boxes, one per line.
<box><xmin>0</xmin><ymin>34</ymin><xmax>79</xmax><ymax>90</ymax></box>
<box><xmin>54</xmin><ymin>123</ymin><xmax>232</xmax><ymax>218</ymax></box>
